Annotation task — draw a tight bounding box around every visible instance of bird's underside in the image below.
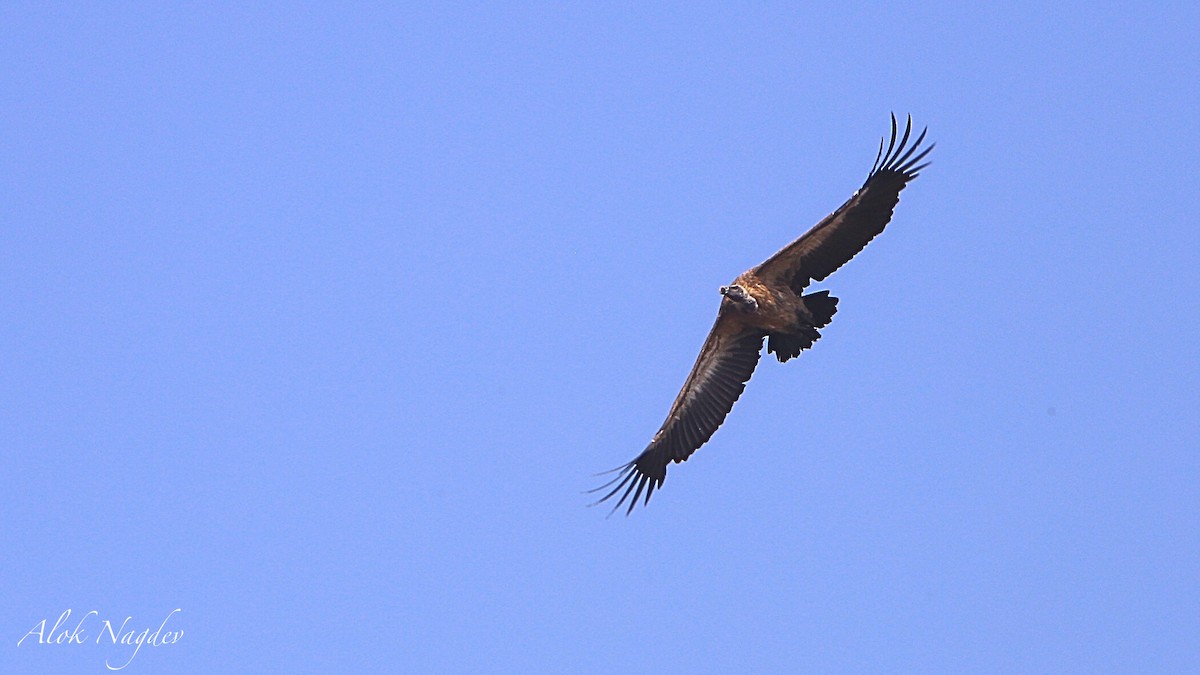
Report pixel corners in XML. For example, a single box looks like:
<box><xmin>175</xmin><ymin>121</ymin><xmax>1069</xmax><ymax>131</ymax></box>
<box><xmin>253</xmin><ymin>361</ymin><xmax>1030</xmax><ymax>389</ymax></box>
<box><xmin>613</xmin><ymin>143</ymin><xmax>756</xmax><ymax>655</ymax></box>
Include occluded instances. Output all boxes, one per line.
<box><xmin>592</xmin><ymin>114</ymin><xmax>933</xmax><ymax>515</ymax></box>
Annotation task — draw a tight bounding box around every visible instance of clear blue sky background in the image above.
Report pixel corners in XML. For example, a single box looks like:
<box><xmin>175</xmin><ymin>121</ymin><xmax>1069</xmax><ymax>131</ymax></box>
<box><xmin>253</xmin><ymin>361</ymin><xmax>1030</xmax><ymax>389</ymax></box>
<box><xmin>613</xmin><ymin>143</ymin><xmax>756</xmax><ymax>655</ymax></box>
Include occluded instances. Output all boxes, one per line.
<box><xmin>3</xmin><ymin>3</ymin><xmax>1197</xmax><ymax>673</ymax></box>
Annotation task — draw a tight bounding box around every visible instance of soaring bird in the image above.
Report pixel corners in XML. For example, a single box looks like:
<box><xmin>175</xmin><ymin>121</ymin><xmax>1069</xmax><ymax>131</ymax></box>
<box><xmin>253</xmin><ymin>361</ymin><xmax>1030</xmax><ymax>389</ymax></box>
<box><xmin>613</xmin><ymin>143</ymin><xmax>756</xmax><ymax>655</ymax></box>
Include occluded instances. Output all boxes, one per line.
<box><xmin>592</xmin><ymin>114</ymin><xmax>933</xmax><ymax>515</ymax></box>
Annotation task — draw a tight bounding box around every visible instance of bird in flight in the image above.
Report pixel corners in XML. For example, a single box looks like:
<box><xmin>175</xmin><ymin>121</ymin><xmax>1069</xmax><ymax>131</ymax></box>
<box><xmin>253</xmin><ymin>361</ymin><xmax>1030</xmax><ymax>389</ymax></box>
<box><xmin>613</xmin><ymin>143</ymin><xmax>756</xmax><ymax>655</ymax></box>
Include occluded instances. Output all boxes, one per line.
<box><xmin>592</xmin><ymin>114</ymin><xmax>933</xmax><ymax>515</ymax></box>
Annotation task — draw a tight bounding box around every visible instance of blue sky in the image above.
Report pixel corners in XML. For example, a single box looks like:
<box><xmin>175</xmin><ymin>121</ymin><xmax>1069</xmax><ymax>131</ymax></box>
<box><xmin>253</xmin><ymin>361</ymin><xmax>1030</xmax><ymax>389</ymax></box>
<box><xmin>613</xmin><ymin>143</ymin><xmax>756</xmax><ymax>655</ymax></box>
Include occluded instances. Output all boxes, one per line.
<box><xmin>3</xmin><ymin>2</ymin><xmax>1197</xmax><ymax>672</ymax></box>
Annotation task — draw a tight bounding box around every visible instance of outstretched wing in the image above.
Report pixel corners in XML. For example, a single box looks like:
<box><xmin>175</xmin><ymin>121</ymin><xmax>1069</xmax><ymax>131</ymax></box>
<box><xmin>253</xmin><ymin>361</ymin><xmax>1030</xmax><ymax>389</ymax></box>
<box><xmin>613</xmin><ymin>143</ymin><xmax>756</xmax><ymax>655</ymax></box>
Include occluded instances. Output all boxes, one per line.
<box><xmin>755</xmin><ymin>114</ymin><xmax>933</xmax><ymax>294</ymax></box>
<box><xmin>592</xmin><ymin>315</ymin><xmax>765</xmax><ymax>515</ymax></box>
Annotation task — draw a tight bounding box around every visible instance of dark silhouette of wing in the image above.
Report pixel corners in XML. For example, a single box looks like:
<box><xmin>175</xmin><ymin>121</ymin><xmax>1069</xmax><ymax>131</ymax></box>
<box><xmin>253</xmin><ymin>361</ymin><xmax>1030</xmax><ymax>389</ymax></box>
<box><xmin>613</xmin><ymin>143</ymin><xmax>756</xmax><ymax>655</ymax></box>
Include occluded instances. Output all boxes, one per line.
<box><xmin>591</xmin><ymin>316</ymin><xmax>765</xmax><ymax>515</ymax></box>
<box><xmin>755</xmin><ymin>114</ymin><xmax>933</xmax><ymax>294</ymax></box>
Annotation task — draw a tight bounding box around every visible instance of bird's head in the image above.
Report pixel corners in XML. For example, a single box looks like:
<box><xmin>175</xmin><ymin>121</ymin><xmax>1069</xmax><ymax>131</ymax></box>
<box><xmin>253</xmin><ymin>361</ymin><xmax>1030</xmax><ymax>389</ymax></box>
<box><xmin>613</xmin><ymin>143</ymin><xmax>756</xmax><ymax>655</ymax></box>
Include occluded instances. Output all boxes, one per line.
<box><xmin>719</xmin><ymin>284</ymin><xmax>759</xmax><ymax>311</ymax></box>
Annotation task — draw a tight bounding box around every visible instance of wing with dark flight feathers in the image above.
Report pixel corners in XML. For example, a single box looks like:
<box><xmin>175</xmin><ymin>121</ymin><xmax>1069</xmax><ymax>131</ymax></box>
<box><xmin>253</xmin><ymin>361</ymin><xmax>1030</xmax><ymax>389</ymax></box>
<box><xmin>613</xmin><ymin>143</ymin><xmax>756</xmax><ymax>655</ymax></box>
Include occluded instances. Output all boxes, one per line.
<box><xmin>754</xmin><ymin>114</ymin><xmax>933</xmax><ymax>294</ymax></box>
<box><xmin>590</xmin><ymin>315</ymin><xmax>765</xmax><ymax>515</ymax></box>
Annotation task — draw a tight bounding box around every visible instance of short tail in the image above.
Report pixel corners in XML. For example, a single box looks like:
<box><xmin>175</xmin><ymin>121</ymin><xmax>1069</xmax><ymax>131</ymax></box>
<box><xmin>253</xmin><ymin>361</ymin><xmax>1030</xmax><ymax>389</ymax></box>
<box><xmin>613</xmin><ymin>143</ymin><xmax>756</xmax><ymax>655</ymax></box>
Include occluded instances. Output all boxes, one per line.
<box><xmin>803</xmin><ymin>290</ymin><xmax>838</xmax><ymax>328</ymax></box>
<box><xmin>766</xmin><ymin>292</ymin><xmax>839</xmax><ymax>363</ymax></box>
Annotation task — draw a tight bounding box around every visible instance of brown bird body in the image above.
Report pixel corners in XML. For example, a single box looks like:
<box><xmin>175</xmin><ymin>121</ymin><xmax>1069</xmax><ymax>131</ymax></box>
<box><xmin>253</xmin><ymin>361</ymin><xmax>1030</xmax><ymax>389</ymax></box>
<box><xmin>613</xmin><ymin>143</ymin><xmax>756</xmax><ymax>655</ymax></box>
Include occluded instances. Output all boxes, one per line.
<box><xmin>592</xmin><ymin>115</ymin><xmax>934</xmax><ymax>515</ymax></box>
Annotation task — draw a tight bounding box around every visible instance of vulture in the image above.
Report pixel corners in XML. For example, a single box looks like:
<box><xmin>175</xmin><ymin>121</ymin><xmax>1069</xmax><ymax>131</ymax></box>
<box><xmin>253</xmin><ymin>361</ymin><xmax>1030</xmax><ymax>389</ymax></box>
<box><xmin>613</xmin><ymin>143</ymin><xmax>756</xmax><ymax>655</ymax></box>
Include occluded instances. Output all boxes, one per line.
<box><xmin>592</xmin><ymin>114</ymin><xmax>933</xmax><ymax>515</ymax></box>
